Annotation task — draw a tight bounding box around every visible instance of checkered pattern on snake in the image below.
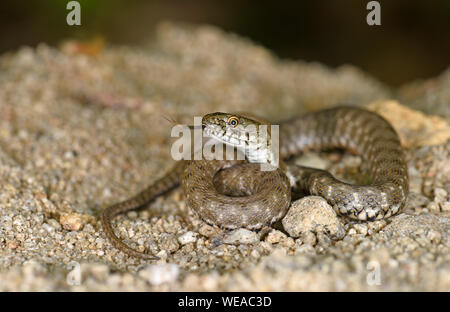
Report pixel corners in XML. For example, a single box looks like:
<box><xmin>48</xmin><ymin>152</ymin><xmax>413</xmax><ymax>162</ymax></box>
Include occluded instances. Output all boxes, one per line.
<box><xmin>101</xmin><ymin>106</ymin><xmax>409</xmax><ymax>260</ymax></box>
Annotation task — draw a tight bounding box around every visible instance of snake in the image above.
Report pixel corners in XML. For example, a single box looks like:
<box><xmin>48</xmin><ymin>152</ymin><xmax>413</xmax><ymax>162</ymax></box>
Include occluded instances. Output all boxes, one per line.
<box><xmin>100</xmin><ymin>106</ymin><xmax>409</xmax><ymax>260</ymax></box>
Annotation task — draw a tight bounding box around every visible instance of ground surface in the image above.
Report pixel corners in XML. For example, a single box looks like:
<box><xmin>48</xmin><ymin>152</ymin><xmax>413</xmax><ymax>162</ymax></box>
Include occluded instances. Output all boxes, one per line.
<box><xmin>0</xmin><ymin>22</ymin><xmax>448</xmax><ymax>291</ymax></box>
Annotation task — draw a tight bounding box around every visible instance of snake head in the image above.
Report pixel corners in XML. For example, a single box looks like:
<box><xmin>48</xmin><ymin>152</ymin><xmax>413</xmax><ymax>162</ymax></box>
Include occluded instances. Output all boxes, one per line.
<box><xmin>202</xmin><ymin>112</ymin><xmax>268</xmax><ymax>146</ymax></box>
<box><xmin>202</xmin><ymin>112</ymin><xmax>276</xmax><ymax>165</ymax></box>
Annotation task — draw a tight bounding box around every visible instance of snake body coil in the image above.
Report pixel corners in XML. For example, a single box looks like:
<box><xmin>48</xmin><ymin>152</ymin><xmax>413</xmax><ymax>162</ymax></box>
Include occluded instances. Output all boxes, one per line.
<box><xmin>101</xmin><ymin>106</ymin><xmax>409</xmax><ymax>260</ymax></box>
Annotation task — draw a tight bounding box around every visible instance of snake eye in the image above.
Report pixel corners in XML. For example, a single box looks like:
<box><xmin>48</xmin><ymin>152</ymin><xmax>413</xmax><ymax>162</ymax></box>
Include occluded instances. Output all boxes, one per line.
<box><xmin>227</xmin><ymin>116</ymin><xmax>239</xmax><ymax>127</ymax></box>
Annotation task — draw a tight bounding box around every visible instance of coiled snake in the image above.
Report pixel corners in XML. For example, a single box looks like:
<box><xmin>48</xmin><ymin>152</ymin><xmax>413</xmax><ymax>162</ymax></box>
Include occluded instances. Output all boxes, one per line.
<box><xmin>101</xmin><ymin>106</ymin><xmax>409</xmax><ymax>260</ymax></box>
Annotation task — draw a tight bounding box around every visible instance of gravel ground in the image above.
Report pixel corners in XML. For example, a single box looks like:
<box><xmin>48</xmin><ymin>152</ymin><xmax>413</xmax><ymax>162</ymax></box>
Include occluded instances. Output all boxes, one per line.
<box><xmin>0</xmin><ymin>22</ymin><xmax>448</xmax><ymax>291</ymax></box>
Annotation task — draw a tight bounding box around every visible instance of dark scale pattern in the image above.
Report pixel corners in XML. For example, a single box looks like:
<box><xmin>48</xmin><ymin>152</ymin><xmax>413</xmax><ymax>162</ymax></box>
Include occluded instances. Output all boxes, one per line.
<box><xmin>281</xmin><ymin>107</ymin><xmax>409</xmax><ymax>221</ymax></box>
<box><xmin>101</xmin><ymin>106</ymin><xmax>409</xmax><ymax>259</ymax></box>
<box><xmin>183</xmin><ymin>160</ymin><xmax>291</xmax><ymax>230</ymax></box>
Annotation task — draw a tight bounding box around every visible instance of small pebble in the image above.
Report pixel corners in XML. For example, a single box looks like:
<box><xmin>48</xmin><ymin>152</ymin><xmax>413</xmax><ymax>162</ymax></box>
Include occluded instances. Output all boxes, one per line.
<box><xmin>352</xmin><ymin>224</ymin><xmax>368</xmax><ymax>236</ymax></box>
<box><xmin>223</xmin><ymin>229</ymin><xmax>259</xmax><ymax>245</ymax></box>
<box><xmin>265</xmin><ymin>229</ymin><xmax>287</xmax><ymax>244</ymax></box>
<box><xmin>434</xmin><ymin>188</ymin><xmax>447</xmax><ymax>202</ymax></box>
<box><xmin>426</xmin><ymin>230</ymin><xmax>442</xmax><ymax>244</ymax></box>
<box><xmin>7</xmin><ymin>240</ymin><xmax>19</xmax><ymax>249</ymax></box>
<box><xmin>160</xmin><ymin>234</ymin><xmax>180</xmax><ymax>253</ymax></box>
<box><xmin>47</xmin><ymin>219</ymin><xmax>62</xmax><ymax>230</ymax></box>
<box><xmin>59</xmin><ymin>213</ymin><xmax>84</xmax><ymax>231</ymax></box>
<box><xmin>178</xmin><ymin>231</ymin><xmax>198</xmax><ymax>245</ymax></box>
<box><xmin>198</xmin><ymin>224</ymin><xmax>220</xmax><ymax>238</ymax></box>
<box><xmin>250</xmin><ymin>249</ymin><xmax>260</xmax><ymax>259</ymax></box>
<box><xmin>440</xmin><ymin>202</ymin><xmax>450</xmax><ymax>212</ymax></box>
<box><xmin>426</xmin><ymin>201</ymin><xmax>440</xmax><ymax>213</ymax></box>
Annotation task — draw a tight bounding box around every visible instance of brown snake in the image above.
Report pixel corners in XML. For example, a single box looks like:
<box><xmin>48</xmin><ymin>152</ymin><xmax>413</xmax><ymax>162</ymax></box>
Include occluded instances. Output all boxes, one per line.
<box><xmin>101</xmin><ymin>106</ymin><xmax>409</xmax><ymax>260</ymax></box>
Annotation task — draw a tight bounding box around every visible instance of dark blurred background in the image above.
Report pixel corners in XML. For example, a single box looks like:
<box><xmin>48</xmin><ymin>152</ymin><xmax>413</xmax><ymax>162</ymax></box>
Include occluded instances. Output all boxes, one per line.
<box><xmin>1</xmin><ymin>0</ymin><xmax>449</xmax><ymax>87</ymax></box>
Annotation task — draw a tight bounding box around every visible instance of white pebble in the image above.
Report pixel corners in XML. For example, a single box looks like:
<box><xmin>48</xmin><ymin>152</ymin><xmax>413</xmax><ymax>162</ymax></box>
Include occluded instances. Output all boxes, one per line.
<box><xmin>223</xmin><ymin>229</ymin><xmax>259</xmax><ymax>245</ymax></box>
<box><xmin>434</xmin><ymin>188</ymin><xmax>447</xmax><ymax>202</ymax></box>
<box><xmin>48</xmin><ymin>219</ymin><xmax>61</xmax><ymax>230</ymax></box>
<box><xmin>440</xmin><ymin>201</ymin><xmax>450</xmax><ymax>212</ymax></box>
<box><xmin>178</xmin><ymin>231</ymin><xmax>198</xmax><ymax>245</ymax></box>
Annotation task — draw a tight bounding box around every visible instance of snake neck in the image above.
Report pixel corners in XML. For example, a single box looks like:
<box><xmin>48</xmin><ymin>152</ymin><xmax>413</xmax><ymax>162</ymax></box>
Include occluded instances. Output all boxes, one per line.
<box><xmin>245</xmin><ymin>138</ymin><xmax>279</xmax><ymax>169</ymax></box>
